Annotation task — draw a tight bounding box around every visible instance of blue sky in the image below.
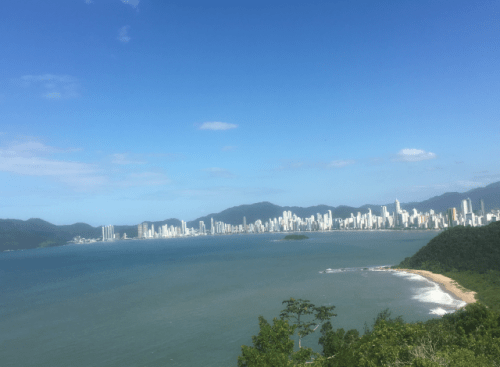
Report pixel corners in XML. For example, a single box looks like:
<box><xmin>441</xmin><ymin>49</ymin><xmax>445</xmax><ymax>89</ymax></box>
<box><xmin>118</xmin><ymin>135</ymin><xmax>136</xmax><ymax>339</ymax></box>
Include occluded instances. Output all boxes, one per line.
<box><xmin>1</xmin><ymin>0</ymin><xmax>499</xmax><ymax>226</ymax></box>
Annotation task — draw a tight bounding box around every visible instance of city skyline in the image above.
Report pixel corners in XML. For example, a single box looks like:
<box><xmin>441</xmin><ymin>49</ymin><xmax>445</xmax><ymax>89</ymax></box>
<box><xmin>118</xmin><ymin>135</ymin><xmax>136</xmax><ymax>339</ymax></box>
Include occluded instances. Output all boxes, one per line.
<box><xmin>1</xmin><ymin>1</ymin><xmax>500</xmax><ymax>226</ymax></box>
<box><xmin>92</xmin><ymin>196</ymin><xmax>497</xmax><ymax>242</ymax></box>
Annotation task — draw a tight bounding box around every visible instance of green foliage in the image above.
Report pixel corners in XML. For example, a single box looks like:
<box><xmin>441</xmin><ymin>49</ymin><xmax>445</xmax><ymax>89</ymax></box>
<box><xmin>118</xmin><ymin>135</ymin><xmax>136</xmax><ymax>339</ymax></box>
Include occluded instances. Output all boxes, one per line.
<box><xmin>38</xmin><ymin>240</ymin><xmax>59</xmax><ymax>248</ymax></box>
<box><xmin>280</xmin><ymin>298</ymin><xmax>336</xmax><ymax>348</ymax></box>
<box><xmin>397</xmin><ymin>222</ymin><xmax>500</xmax><ymax>273</ymax></box>
<box><xmin>318</xmin><ymin>304</ymin><xmax>500</xmax><ymax>367</ymax></box>
<box><xmin>396</xmin><ymin>221</ymin><xmax>500</xmax><ymax>312</ymax></box>
<box><xmin>238</xmin><ymin>302</ymin><xmax>500</xmax><ymax>367</ymax></box>
<box><xmin>441</xmin><ymin>270</ymin><xmax>500</xmax><ymax>313</ymax></box>
<box><xmin>318</xmin><ymin>322</ymin><xmax>359</xmax><ymax>360</ymax></box>
<box><xmin>237</xmin><ymin>316</ymin><xmax>317</xmax><ymax>367</ymax></box>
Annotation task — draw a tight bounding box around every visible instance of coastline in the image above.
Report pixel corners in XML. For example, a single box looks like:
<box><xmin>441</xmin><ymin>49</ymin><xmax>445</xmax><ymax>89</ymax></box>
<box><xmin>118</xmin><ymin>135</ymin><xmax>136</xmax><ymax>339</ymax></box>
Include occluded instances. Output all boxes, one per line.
<box><xmin>384</xmin><ymin>268</ymin><xmax>477</xmax><ymax>305</ymax></box>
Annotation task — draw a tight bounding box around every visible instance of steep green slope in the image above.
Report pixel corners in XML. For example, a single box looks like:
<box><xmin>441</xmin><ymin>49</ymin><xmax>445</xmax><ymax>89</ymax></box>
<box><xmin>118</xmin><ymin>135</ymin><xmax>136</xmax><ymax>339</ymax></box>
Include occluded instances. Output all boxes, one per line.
<box><xmin>397</xmin><ymin>221</ymin><xmax>500</xmax><ymax>312</ymax></box>
<box><xmin>398</xmin><ymin>222</ymin><xmax>500</xmax><ymax>273</ymax></box>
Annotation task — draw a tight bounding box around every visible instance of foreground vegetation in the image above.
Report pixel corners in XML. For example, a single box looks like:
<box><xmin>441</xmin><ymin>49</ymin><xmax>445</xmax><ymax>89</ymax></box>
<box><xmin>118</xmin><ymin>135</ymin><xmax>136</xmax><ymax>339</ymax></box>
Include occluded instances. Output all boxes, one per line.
<box><xmin>238</xmin><ymin>300</ymin><xmax>500</xmax><ymax>366</ymax></box>
<box><xmin>238</xmin><ymin>222</ymin><xmax>500</xmax><ymax>366</ymax></box>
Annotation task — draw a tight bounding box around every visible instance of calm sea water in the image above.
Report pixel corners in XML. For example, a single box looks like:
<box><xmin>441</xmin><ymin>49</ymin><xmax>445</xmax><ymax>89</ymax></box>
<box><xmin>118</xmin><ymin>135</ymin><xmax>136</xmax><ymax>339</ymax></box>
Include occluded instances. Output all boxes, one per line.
<box><xmin>0</xmin><ymin>231</ymin><xmax>464</xmax><ymax>367</ymax></box>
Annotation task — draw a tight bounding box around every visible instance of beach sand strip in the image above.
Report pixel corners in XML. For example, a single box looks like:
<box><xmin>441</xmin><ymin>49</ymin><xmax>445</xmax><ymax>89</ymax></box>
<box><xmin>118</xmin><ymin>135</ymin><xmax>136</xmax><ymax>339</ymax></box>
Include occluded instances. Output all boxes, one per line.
<box><xmin>390</xmin><ymin>268</ymin><xmax>477</xmax><ymax>305</ymax></box>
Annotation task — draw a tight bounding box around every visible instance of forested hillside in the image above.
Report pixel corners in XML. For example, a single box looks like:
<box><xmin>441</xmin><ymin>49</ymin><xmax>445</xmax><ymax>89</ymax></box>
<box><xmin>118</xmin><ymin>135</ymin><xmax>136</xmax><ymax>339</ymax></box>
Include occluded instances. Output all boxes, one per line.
<box><xmin>397</xmin><ymin>222</ymin><xmax>500</xmax><ymax>312</ymax></box>
<box><xmin>0</xmin><ymin>218</ymin><xmax>98</xmax><ymax>251</ymax></box>
<box><xmin>398</xmin><ymin>222</ymin><xmax>500</xmax><ymax>273</ymax></box>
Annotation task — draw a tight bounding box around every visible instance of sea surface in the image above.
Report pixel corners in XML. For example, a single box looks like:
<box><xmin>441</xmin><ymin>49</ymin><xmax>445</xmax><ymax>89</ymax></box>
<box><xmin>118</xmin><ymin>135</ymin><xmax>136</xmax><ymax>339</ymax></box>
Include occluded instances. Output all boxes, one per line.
<box><xmin>0</xmin><ymin>231</ymin><xmax>465</xmax><ymax>367</ymax></box>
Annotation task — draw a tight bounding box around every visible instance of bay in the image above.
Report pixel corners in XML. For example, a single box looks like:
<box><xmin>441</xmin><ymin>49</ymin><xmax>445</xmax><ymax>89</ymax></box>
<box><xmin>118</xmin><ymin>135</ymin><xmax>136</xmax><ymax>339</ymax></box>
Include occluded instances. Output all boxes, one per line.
<box><xmin>0</xmin><ymin>231</ymin><xmax>455</xmax><ymax>366</ymax></box>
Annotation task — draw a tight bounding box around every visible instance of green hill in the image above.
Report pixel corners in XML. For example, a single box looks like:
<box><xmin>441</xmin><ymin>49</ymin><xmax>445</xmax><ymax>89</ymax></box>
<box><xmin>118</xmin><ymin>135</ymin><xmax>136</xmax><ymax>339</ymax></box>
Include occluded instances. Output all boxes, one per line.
<box><xmin>398</xmin><ymin>221</ymin><xmax>500</xmax><ymax>273</ymax></box>
<box><xmin>397</xmin><ymin>221</ymin><xmax>500</xmax><ymax>312</ymax></box>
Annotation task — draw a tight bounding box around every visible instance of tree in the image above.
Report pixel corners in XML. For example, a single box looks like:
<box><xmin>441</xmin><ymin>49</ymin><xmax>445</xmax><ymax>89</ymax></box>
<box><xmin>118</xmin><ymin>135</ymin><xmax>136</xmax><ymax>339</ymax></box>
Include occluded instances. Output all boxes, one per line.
<box><xmin>238</xmin><ymin>316</ymin><xmax>296</xmax><ymax>367</ymax></box>
<box><xmin>280</xmin><ymin>298</ymin><xmax>337</xmax><ymax>349</ymax></box>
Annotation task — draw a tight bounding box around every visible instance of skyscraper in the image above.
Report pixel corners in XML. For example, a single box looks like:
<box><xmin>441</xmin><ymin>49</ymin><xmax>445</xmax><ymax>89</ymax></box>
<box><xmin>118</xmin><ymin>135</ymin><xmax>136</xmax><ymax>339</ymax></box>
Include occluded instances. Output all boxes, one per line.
<box><xmin>467</xmin><ymin>198</ymin><xmax>473</xmax><ymax>214</ymax></box>
<box><xmin>447</xmin><ymin>208</ymin><xmax>457</xmax><ymax>227</ymax></box>
<box><xmin>461</xmin><ymin>199</ymin><xmax>468</xmax><ymax>216</ymax></box>
<box><xmin>243</xmin><ymin>216</ymin><xmax>247</xmax><ymax>233</ymax></box>
<box><xmin>395</xmin><ymin>199</ymin><xmax>401</xmax><ymax>214</ymax></box>
<box><xmin>481</xmin><ymin>199</ymin><xmax>485</xmax><ymax>216</ymax></box>
<box><xmin>138</xmin><ymin>224</ymin><xmax>143</xmax><ymax>239</ymax></box>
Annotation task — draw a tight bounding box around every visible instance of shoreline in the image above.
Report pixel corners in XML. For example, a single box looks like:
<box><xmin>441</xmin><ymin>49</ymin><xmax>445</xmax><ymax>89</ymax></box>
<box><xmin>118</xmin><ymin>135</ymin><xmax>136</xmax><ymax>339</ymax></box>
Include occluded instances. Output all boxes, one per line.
<box><xmin>382</xmin><ymin>268</ymin><xmax>477</xmax><ymax>305</ymax></box>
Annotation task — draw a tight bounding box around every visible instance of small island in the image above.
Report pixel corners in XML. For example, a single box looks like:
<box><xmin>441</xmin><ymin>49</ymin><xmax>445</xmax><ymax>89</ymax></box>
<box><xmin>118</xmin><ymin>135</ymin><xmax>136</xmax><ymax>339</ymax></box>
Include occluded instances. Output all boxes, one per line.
<box><xmin>282</xmin><ymin>234</ymin><xmax>309</xmax><ymax>240</ymax></box>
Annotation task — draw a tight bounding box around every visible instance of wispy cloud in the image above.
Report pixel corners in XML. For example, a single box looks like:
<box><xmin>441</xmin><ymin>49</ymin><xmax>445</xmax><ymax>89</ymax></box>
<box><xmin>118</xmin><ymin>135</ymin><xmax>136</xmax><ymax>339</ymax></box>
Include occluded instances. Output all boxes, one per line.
<box><xmin>85</xmin><ymin>0</ymin><xmax>93</xmax><ymax>4</ymax></box>
<box><xmin>19</xmin><ymin>74</ymin><xmax>80</xmax><ymax>99</ymax></box>
<box><xmin>118</xmin><ymin>26</ymin><xmax>131</xmax><ymax>43</ymax></box>
<box><xmin>121</xmin><ymin>0</ymin><xmax>140</xmax><ymax>8</ymax></box>
<box><xmin>222</xmin><ymin>146</ymin><xmax>237</xmax><ymax>151</ymax></box>
<box><xmin>394</xmin><ymin>149</ymin><xmax>437</xmax><ymax>162</ymax></box>
<box><xmin>0</xmin><ymin>139</ymin><xmax>177</xmax><ymax>192</ymax></box>
<box><xmin>203</xmin><ymin>167</ymin><xmax>235</xmax><ymax>179</ymax></box>
<box><xmin>0</xmin><ymin>141</ymin><xmax>105</xmax><ymax>191</ymax></box>
<box><xmin>199</xmin><ymin>122</ymin><xmax>238</xmax><ymax>131</ymax></box>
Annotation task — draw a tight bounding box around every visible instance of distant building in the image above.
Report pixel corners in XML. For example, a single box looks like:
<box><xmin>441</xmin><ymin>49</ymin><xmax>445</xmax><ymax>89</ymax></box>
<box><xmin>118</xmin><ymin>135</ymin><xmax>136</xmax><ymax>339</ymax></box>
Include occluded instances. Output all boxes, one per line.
<box><xmin>102</xmin><ymin>225</ymin><xmax>114</xmax><ymax>241</ymax></box>
<box><xmin>447</xmin><ymin>208</ymin><xmax>457</xmax><ymax>227</ymax></box>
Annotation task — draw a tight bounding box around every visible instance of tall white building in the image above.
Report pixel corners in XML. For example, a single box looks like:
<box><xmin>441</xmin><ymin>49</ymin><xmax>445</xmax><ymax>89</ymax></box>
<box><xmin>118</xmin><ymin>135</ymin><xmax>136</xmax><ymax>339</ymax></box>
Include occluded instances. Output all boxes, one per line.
<box><xmin>461</xmin><ymin>199</ymin><xmax>468</xmax><ymax>216</ymax></box>
<box><xmin>395</xmin><ymin>199</ymin><xmax>401</xmax><ymax>214</ymax></box>
<box><xmin>102</xmin><ymin>225</ymin><xmax>114</xmax><ymax>241</ymax></box>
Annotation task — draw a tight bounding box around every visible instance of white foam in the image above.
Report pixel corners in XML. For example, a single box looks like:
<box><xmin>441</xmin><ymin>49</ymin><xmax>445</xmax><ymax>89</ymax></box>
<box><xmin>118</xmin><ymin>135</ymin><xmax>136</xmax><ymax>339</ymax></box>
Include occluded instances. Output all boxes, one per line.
<box><xmin>429</xmin><ymin>307</ymin><xmax>451</xmax><ymax>316</ymax></box>
<box><xmin>391</xmin><ymin>271</ymin><xmax>467</xmax><ymax>313</ymax></box>
<box><xmin>323</xmin><ymin>268</ymin><xmax>343</xmax><ymax>274</ymax></box>
<box><xmin>392</xmin><ymin>272</ymin><xmax>428</xmax><ymax>282</ymax></box>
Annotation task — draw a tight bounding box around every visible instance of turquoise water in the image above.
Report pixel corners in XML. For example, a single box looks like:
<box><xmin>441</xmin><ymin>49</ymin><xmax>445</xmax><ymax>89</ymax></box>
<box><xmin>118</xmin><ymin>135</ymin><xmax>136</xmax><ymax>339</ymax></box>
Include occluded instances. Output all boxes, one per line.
<box><xmin>0</xmin><ymin>231</ymin><xmax>456</xmax><ymax>366</ymax></box>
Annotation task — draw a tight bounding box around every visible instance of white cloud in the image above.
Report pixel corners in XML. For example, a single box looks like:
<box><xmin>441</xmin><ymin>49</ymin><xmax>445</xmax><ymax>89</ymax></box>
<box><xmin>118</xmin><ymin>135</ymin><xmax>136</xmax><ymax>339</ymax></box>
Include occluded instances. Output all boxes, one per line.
<box><xmin>118</xmin><ymin>26</ymin><xmax>131</xmax><ymax>43</ymax></box>
<box><xmin>0</xmin><ymin>139</ymin><xmax>176</xmax><ymax>194</ymax></box>
<box><xmin>19</xmin><ymin>74</ymin><xmax>80</xmax><ymax>99</ymax></box>
<box><xmin>394</xmin><ymin>149</ymin><xmax>437</xmax><ymax>162</ymax></box>
<box><xmin>121</xmin><ymin>0</ymin><xmax>139</xmax><ymax>7</ymax></box>
<box><xmin>199</xmin><ymin>122</ymin><xmax>238</xmax><ymax>131</ymax></box>
<box><xmin>326</xmin><ymin>160</ymin><xmax>355</xmax><ymax>168</ymax></box>
<box><xmin>85</xmin><ymin>0</ymin><xmax>93</xmax><ymax>4</ymax></box>
<box><xmin>0</xmin><ymin>141</ymin><xmax>105</xmax><ymax>191</ymax></box>
<box><xmin>222</xmin><ymin>146</ymin><xmax>237</xmax><ymax>151</ymax></box>
<box><xmin>203</xmin><ymin>167</ymin><xmax>235</xmax><ymax>178</ymax></box>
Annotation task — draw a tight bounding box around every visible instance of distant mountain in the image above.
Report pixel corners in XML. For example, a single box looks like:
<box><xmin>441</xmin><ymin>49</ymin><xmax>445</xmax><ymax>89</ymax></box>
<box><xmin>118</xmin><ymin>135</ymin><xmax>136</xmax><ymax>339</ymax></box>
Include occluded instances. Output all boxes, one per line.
<box><xmin>0</xmin><ymin>217</ymin><xmax>184</xmax><ymax>252</ymax></box>
<box><xmin>2</xmin><ymin>181</ymin><xmax>500</xmax><ymax>251</ymax></box>
<box><xmin>394</xmin><ymin>181</ymin><xmax>500</xmax><ymax>214</ymax></box>
<box><xmin>186</xmin><ymin>202</ymin><xmax>375</xmax><ymax>228</ymax></box>
<box><xmin>187</xmin><ymin>182</ymin><xmax>500</xmax><ymax>228</ymax></box>
<box><xmin>0</xmin><ymin>218</ymin><xmax>101</xmax><ymax>252</ymax></box>
<box><xmin>129</xmin><ymin>219</ymin><xmax>182</xmax><ymax>237</ymax></box>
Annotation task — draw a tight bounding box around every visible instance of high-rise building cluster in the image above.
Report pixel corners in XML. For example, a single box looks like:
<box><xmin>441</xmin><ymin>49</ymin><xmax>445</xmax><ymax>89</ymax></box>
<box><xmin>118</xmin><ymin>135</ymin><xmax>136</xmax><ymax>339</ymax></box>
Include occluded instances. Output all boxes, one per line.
<box><xmin>103</xmin><ymin>198</ymin><xmax>500</xmax><ymax>241</ymax></box>
<box><xmin>102</xmin><ymin>225</ymin><xmax>115</xmax><ymax>241</ymax></box>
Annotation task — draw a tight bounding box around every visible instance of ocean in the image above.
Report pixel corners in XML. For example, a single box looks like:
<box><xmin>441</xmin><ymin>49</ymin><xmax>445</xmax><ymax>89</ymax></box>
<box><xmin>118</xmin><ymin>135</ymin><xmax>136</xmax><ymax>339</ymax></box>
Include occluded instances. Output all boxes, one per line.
<box><xmin>0</xmin><ymin>231</ymin><xmax>465</xmax><ymax>367</ymax></box>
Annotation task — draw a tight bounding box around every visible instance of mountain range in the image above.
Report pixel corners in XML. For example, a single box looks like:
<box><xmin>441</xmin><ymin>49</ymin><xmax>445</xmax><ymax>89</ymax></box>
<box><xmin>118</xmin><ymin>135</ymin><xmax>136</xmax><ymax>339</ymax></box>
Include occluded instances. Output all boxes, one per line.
<box><xmin>1</xmin><ymin>181</ymin><xmax>499</xmax><ymax>252</ymax></box>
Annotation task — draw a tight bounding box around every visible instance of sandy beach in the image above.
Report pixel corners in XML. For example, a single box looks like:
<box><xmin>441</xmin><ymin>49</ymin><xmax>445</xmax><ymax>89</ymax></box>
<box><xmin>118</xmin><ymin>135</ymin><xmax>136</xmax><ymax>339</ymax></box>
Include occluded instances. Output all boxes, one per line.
<box><xmin>387</xmin><ymin>268</ymin><xmax>477</xmax><ymax>305</ymax></box>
